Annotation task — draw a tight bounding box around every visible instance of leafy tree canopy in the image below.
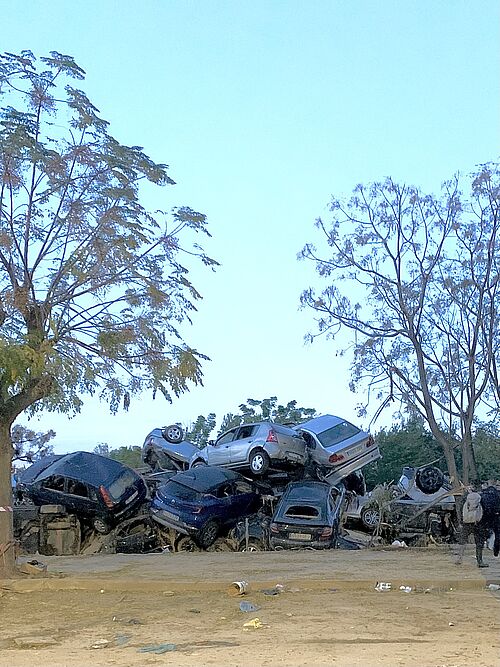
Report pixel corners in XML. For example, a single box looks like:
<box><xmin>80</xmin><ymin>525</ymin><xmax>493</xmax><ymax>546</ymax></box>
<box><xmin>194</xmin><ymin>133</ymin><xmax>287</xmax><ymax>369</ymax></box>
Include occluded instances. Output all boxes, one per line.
<box><xmin>11</xmin><ymin>424</ymin><xmax>55</xmax><ymax>463</ymax></box>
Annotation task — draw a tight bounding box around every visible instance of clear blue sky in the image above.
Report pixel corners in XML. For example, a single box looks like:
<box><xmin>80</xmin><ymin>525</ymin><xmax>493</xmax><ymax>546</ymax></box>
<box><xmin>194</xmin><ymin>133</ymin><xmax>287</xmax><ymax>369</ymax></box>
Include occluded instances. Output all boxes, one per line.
<box><xmin>3</xmin><ymin>1</ymin><xmax>499</xmax><ymax>452</ymax></box>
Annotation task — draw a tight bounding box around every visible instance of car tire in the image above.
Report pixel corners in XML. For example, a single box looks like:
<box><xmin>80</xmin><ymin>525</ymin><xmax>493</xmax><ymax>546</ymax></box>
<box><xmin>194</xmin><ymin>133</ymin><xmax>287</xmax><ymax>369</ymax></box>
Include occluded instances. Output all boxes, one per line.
<box><xmin>415</xmin><ymin>466</ymin><xmax>444</xmax><ymax>495</ymax></box>
<box><xmin>162</xmin><ymin>424</ymin><xmax>184</xmax><ymax>444</ymax></box>
<box><xmin>360</xmin><ymin>506</ymin><xmax>381</xmax><ymax>531</ymax></box>
<box><xmin>197</xmin><ymin>520</ymin><xmax>219</xmax><ymax>548</ymax></box>
<box><xmin>175</xmin><ymin>535</ymin><xmax>201</xmax><ymax>552</ymax></box>
<box><xmin>239</xmin><ymin>538</ymin><xmax>264</xmax><ymax>552</ymax></box>
<box><xmin>191</xmin><ymin>459</ymin><xmax>207</xmax><ymax>468</ymax></box>
<box><xmin>93</xmin><ymin>517</ymin><xmax>111</xmax><ymax>534</ymax></box>
<box><xmin>206</xmin><ymin>538</ymin><xmax>234</xmax><ymax>552</ymax></box>
<box><xmin>249</xmin><ymin>449</ymin><xmax>270</xmax><ymax>476</ymax></box>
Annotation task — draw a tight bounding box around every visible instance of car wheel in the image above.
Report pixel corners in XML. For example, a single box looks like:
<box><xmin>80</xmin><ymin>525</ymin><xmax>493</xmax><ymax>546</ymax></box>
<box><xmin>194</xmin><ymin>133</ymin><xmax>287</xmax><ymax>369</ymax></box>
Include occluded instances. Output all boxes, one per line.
<box><xmin>249</xmin><ymin>449</ymin><xmax>270</xmax><ymax>476</ymax></box>
<box><xmin>93</xmin><ymin>517</ymin><xmax>111</xmax><ymax>534</ymax></box>
<box><xmin>162</xmin><ymin>424</ymin><xmax>184</xmax><ymax>444</ymax></box>
<box><xmin>191</xmin><ymin>459</ymin><xmax>207</xmax><ymax>468</ymax></box>
<box><xmin>360</xmin><ymin>506</ymin><xmax>381</xmax><ymax>531</ymax></box>
<box><xmin>175</xmin><ymin>535</ymin><xmax>201</xmax><ymax>552</ymax></box>
<box><xmin>239</xmin><ymin>538</ymin><xmax>264</xmax><ymax>552</ymax></box>
<box><xmin>415</xmin><ymin>466</ymin><xmax>444</xmax><ymax>495</ymax></box>
<box><xmin>197</xmin><ymin>520</ymin><xmax>219</xmax><ymax>548</ymax></box>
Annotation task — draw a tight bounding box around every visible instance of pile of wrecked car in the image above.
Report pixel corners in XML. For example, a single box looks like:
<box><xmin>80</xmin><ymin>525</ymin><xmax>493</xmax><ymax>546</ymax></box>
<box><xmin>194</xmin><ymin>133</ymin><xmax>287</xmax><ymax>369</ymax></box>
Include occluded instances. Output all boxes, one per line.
<box><xmin>14</xmin><ymin>413</ymin><xmax>459</xmax><ymax>556</ymax></box>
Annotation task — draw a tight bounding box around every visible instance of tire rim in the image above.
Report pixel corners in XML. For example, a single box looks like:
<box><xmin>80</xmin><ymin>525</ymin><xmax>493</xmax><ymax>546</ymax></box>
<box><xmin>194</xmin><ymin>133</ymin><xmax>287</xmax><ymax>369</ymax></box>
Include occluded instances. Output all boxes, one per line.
<box><xmin>166</xmin><ymin>425</ymin><xmax>182</xmax><ymax>441</ymax></box>
<box><xmin>204</xmin><ymin>523</ymin><xmax>218</xmax><ymax>543</ymax></box>
<box><xmin>363</xmin><ymin>508</ymin><xmax>380</xmax><ymax>527</ymax></box>
<box><xmin>251</xmin><ymin>454</ymin><xmax>264</xmax><ymax>472</ymax></box>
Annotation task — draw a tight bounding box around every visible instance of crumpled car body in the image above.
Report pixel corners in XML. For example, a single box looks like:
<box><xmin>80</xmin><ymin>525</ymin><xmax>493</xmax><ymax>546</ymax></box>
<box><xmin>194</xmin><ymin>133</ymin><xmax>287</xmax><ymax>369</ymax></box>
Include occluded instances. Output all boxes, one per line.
<box><xmin>17</xmin><ymin>451</ymin><xmax>147</xmax><ymax>531</ymax></box>
<box><xmin>190</xmin><ymin>421</ymin><xmax>308</xmax><ymax>475</ymax></box>
<box><xmin>295</xmin><ymin>414</ymin><xmax>381</xmax><ymax>484</ymax></box>
<box><xmin>270</xmin><ymin>480</ymin><xmax>346</xmax><ymax>550</ymax></box>
<box><xmin>150</xmin><ymin>466</ymin><xmax>261</xmax><ymax>547</ymax></box>
<box><xmin>142</xmin><ymin>428</ymin><xmax>199</xmax><ymax>471</ymax></box>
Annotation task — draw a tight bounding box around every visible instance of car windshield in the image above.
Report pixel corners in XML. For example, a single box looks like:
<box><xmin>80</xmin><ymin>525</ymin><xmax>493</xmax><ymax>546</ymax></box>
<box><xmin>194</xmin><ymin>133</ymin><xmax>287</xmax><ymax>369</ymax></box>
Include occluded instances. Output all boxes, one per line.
<box><xmin>316</xmin><ymin>421</ymin><xmax>360</xmax><ymax>448</ymax></box>
<box><xmin>162</xmin><ymin>480</ymin><xmax>202</xmax><ymax>501</ymax></box>
<box><xmin>108</xmin><ymin>470</ymin><xmax>138</xmax><ymax>501</ymax></box>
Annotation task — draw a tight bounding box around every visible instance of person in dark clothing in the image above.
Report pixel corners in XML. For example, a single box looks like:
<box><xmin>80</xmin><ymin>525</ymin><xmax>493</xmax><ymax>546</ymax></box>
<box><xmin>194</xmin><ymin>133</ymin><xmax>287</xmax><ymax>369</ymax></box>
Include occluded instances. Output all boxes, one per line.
<box><xmin>456</xmin><ymin>485</ymin><xmax>500</xmax><ymax>567</ymax></box>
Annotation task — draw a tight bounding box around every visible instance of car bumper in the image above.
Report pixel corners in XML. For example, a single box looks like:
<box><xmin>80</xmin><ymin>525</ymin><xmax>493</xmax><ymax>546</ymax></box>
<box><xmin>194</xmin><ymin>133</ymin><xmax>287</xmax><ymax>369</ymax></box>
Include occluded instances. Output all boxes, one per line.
<box><xmin>270</xmin><ymin>537</ymin><xmax>334</xmax><ymax>550</ymax></box>
<box><xmin>150</xmin><ymin>506</ymin><xmax>199</xmax><ymax>537</ymax></box>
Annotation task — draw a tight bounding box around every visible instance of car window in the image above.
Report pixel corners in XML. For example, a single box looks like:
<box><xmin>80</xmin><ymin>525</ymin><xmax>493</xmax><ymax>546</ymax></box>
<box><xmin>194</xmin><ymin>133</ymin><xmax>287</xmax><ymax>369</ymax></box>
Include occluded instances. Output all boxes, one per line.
<box><xmin>234</xmin><ymin>480</ymin><xmax>253</xmax><ymax>494</ymax></box>
<box><xmin>216</xmin><ymin>429</ymin><xmax>237</xmax><ymax>446</ymax></box>
<box><xmin>108</xmin><ymin>470</ymin><xmax>138</xmax><ymax>501</ymax></box>
<box><xmin>67</xmin><ymin>479</ymin><xmax>88</xmax><ymax>498</ymax></box>
<box><xmin>284</xmin><ymin>504</ymin><xmax>319</xmax><ymax>519</ymax></box>
<box><xmin>41</xmin><ymin>475</ymin><xmax>65</xmax><ymax>492</ymax></box>
<box><xmin>215</xmin><ymin>483</ymin><xmax>233</xmax><ymax>499</ymax></box>
<box><xmin>236</xmin><ymin>425</ymin><xmax>257</xmax><ymax>440</ymax></box>
<box><xmin>316</xmin><ymin>421</ymin><xmax>360</xmax><ymax>448</ymax></box>
<box><xmin>163</xmin><ymin>480</ymin><xmax>201</xmax><ymax>501</ymax></box>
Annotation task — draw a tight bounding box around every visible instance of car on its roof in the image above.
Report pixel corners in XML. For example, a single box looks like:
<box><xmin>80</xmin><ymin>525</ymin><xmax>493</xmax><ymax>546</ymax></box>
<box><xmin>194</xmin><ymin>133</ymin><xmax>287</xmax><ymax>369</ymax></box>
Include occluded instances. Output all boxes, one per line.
<box><xmin>269</xmin><ymin>480</ymin><xmax>346</xmax><ymax>550</ymax></box>
<box><xmin>189</xmin><ymin>421</ymin><xmax>308</xmax><ymax>476</ymax></box>
<box><xmin>295</xmin><ymin>414</ymin><xmax>380</xmax><ymax>484</ymax></box>
<box><xmin>17</xmin><ymin>451</ymin><xmax>147</xmax><ymax>534</ymax></box>
<box><xmin>142</xmin><ymin>424</ymin><xmax>199</xmax><ymax>471</ymax></box>
<box><xmin>150</xmin><ymin>466</ymin><xmax>262</xmax><ymax>548</ymax></box>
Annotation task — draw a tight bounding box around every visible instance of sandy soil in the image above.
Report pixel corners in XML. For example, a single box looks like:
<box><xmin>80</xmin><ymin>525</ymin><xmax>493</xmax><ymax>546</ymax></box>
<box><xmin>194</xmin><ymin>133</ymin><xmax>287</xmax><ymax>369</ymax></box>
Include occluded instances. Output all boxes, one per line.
<box><xmin>1</xmin><ymin>544</ymin><xmax>499</xmax><ymax>667</ymax></box>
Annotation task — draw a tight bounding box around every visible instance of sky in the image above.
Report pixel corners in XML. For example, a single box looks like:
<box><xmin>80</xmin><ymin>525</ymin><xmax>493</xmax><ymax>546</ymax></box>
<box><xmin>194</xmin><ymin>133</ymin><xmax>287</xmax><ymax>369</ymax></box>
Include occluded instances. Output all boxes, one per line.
<box><xmin>2</xmin><ymin>1</ymin><xmax>500</xmax><ymax>454</ymax></box>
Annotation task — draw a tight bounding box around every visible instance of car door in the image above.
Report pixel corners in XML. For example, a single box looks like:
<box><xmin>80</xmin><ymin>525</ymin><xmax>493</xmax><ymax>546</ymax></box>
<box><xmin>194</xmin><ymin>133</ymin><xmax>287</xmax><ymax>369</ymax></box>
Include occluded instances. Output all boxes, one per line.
<box><xmin>228</xmin><ymin>479</ymin><xmax>260</xmax><ymax>519</ymax></box>
<box><xmin>206</xmin><ymin>428</ymin><xmax>238</xmax><ymax>466</ymax></box>
<box><xmin>229</xmin><ymin>425</ymin><xmax>257</xmax><ymax>464</ymax></box>
<box><xmin>63</xmin><ymin>478</ymin><xmax>98</xmax><ymax>517</ymax></box>
<box><xmin>35</xmin><ymin>474</ymin><xmax>67</xmax><ymax>505</ymax></box>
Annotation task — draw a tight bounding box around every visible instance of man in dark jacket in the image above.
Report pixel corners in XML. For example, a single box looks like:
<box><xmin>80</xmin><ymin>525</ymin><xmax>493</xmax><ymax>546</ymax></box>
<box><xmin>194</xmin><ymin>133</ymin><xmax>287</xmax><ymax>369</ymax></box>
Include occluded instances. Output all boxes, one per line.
<box><xmin>480</xmin><ymin>485</ymin><xmax>500</xmax><ymax>558</ymax></box>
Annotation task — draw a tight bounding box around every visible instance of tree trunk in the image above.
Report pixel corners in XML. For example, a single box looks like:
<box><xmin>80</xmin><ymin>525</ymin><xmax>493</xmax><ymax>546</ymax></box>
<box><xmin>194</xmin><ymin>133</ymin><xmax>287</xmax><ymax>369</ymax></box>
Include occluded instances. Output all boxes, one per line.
<box><xmin>441</xmin><ymin>440</ymin><xmax>460</xmax><ymax>487</ymax></box>
<box><xmin>0</xmin><ymin>422</ymin><xmax>15</xmax><ymax>577</ymax></box>
<box><xmin>461</xmin><ymin>434</ymin><xmax>478</xmax><ymax>485</ymax></box>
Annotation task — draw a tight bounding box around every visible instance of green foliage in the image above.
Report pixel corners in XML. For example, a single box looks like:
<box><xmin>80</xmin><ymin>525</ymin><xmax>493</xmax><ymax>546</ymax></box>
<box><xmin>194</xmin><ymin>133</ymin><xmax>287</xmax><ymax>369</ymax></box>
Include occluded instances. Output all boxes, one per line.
<box><xmin>11</xmin><ymin>424</ymin><xmax>55</xmax><ymax>462</ymax></box>
<box><xmin>219</xmin><ymin>397</ymin><xmax>317</xmax><ymax>434</ymax></box>
<box><xmin>108</xmin><ymin>445</ymin><xmax>142</xmax><ymax>468</ymax></box>
<box><xmin>185</xmin><ymin>413</ymin><xmax>216</xmax><ymax>448</ymax></box>
<box><xmin>0</xmin><ymin>51</ymin><xmax>218</xmax><ymax>426</ymax></box>
<box><xmin>474</xmin><ymin>423</ymin><xmax>500</xmax><ymax>482</ymax></box>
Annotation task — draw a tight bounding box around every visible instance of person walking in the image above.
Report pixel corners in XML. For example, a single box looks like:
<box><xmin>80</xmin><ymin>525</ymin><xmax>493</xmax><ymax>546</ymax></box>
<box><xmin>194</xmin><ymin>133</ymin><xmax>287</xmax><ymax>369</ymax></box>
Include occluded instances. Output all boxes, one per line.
<box><xmin>456</xmin><ymin>488</ymin><xmax>489</xmax><ymax>568</ymax></box>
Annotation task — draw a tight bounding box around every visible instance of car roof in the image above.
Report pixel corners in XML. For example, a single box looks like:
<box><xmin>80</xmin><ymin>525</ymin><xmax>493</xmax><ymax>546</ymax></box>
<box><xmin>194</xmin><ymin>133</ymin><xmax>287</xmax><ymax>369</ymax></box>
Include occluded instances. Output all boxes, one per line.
<box><xmin>22</xmin><ymin>451</ymin><xmax>135</xmax><ymax>487</ymax></box>
<box><xmin>296</xmin><ymin>414</ymin><xmax>350</xmax><ymax>434</ymax></box>
<box><xmin>18</xmin><ymin>455</ymin><xmax>64</xmax><ymax>484</ymax></box>
<box><xmin>170</xmin><ymin>466</ymin><xmax>241</xmax><ymax>492</ymax></box>
<box><xmin>282</xmin><ymin>481</ymin><xmax>332</xmax><ymax>501</ymax></box>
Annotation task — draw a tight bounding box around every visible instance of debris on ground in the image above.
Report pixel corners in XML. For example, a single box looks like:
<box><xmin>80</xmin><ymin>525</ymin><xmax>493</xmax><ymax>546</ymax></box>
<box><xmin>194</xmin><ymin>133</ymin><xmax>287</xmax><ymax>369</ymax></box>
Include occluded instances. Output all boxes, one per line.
<box><xmin>239</xmin><ymin>601</ymin><xmax>261</xmax><ymax>612</ymax></box>
<box><xmin>137</xmin><ymin>642</ymin><xmax>176</xmax><ymax>653</ymax></box>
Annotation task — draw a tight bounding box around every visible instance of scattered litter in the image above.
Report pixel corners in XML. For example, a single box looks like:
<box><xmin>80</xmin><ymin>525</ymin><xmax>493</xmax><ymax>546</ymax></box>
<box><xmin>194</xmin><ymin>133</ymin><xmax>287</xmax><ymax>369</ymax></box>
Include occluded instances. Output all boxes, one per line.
<box><xmin>375</xmin><ymin>582</ymin><xmax>392</xmax><ymax>591</ymax></box>
<box><xmin>19</xmin><ymin>560</ymin><xmax>47</xmax><ymax>575</ymax></box>
<box><xmin>115</xmin><ymin>634</ymin><xmax>131</xmax><ymax>646</ymax></box>
<box><xmin>91</xmin><ymin>639</ymin><xmax>110</xmax><ymax>649</ymax></box>
<box><xmin>163</xmin><ymin>590</ymin><xmax>175</xmax><ymax>596</ymax></box>
<box><xmin>127</xmin><ymin>618</ymin><xmax>143</xmax><ymax>625</ymax></box>
<box><xmin>391</xmin><ymin>540</ymin><xmax>408</xmax><ymax>548</ymax></box>
<box><xmin>487</xmin><ymin>584</ymin><xmax>500</xmax><ymax>591</ymax></box>
<box><xmin>328</xmin><ymin>588</ymin><xmax>338</xmax><ymax>593</ymax></box>
<box><xmin>260</xmin><ymin>586</ymin><xmax>282</xmax><ymax>596</ymax></box>
<box><xmin>288</xmin><ymin>587</ymin><xmax>301</xmax><ymax>593</ymax></box>
<box><xmin>239</xmin><ymin>601</ymin><xmax>261</xmax><ymax>613</ymax></box>
<box><xmin>100</xmin><ymin>589</ymin><xmax>105</xmax><ymax>594</ymax></box>
<box><xmin>228</xmin><ymin>580</ymin><xmax>249</xmax><ymax>596</ymax></box>
<box><xmin>137</xmin><ymin>643</ymin><xmax>176</xmax><ymax>654</ymax></box>
<box><xmin>14</xmin><ymin>636</ymin><xmax>58</xmax><ymax>648</ymax></box>
<box><xmin>448</xmin><ymin>622</ymin><xmax>455</xmax><ymax>627</ymax></box>
<box><xmin>112</xmin><ymin>616</ymin><xmax>143</xmax><ymax>625</ymax></box>
<box><xmin>286</xmin><ymin>613</ymin><xmax>293</xmax><ymax>617</ymax></box>
<box><xmin>399</xmin><ymin>585</ymin><xmax>412</xmax><ymax>593</ymax></box>
<box><xmin>243</xmin><ymin>617</ymin><xmax>265</xmax><ymax>629</ymax></box>
<box><xmin>188</xmin><ymin>608</ymin><xmax>201</xmax><ymax>614</ymax></box>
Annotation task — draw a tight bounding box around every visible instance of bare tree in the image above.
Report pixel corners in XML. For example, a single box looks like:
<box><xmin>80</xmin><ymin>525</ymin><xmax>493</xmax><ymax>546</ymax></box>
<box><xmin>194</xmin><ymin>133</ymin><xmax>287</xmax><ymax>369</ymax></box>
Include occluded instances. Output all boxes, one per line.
<box><xmin>300</xmin><ymin>165</ymin><xmax>500</xmax><ymax>485</ymax></box>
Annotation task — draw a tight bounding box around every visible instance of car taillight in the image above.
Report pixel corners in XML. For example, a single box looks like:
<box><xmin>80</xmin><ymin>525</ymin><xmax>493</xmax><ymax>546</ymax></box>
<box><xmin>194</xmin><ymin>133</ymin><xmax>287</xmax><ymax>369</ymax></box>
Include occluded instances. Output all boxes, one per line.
<box><xmin>270</xmin><ymin>522</ymin><xmax>279</xmax><ymax>534</ymax></box>
<box><xmin>366</xmin><ymin>435</ymin><xmax>374</xmax><ymax>447</ymax></box>
<box><xmin>266</xmin><ymin>430</ymin><xmax>278</xmax><ymax>443</ymax></box>
<box><xmin>329</xmin><ymin>453</ymin><xmax>345</xmax><ymax>463</ymax></box>
<box><xmin>99</xmin><ymin>485</ymin><xmax>115</xmax><ymax>508</ymax></box>
<box><xmin>193</xmin><ymin>506</ymin><xmax>204</xmax><ymax>514</ymax></box>
<box><xmin>319</xmin><ymin>526</ymin><xmax>333</xmax><ymax>539</ymax></box>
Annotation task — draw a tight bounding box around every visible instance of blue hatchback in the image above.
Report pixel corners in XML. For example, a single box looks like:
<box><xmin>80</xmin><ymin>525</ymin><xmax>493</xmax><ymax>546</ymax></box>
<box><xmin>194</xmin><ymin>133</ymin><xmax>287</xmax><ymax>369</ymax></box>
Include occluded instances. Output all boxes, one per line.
<box><xmin>150</xmin><ymin>466</ymin><xmax>261</xmax><ymax>548</ymax></box>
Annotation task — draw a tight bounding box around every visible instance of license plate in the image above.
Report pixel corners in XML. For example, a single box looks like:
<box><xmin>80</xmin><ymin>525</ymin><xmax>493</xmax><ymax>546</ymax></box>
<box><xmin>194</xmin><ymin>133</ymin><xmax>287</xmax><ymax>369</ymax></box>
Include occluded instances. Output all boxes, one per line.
<box><xmin>348</xmin><ymin>444</ymin><xmax>364</xmax><ymax>457</ymax></box>
<box><xmin>125</xmin><ymin>490</ymin><xmax>138</xmax><ymax>504</ymax></box>
<box><xmin>290</xmin><ymin>532</ymin><xmax>311</xmax><ymax>541</ymax></box>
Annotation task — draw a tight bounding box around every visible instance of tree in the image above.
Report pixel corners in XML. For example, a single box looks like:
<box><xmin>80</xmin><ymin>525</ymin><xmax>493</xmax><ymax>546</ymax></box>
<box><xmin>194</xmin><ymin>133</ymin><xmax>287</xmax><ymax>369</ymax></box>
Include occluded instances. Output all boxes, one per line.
<box><xmin>11</xmin><ymin>424</ymin><xmax>55</xmax><ymax>463</ymax></box>
<box><xmin>0</xmin><ymin>51</ymin><xmax>217</xmax><ymax>573</ymax></box>
<box><xmin>108</xmin><ymin>445</ymin><xmax>142</xmax><ymax>468</ymax></box>
<box><xmin>300</xmin><ymin>165</ymin><xmax>500</xmax><ymax>486</ymax></box>
<box><xmin>185</xmin><ymin>413</ymin><xmax>216</xmax><ymax>448</ymax></box>
<box><xmin>219</xmin><ymin>397</ymin><xmax>317</xmax><ymax>433</ymax></box>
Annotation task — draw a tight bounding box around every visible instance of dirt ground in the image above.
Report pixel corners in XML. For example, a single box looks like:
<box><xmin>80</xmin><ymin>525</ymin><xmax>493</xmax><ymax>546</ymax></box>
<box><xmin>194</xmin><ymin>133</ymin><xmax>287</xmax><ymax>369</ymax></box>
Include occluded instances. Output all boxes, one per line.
<box><xmin>1</xmin><ymin>543</ymin><xmax>499</xmax><ymax>667</ymax></box>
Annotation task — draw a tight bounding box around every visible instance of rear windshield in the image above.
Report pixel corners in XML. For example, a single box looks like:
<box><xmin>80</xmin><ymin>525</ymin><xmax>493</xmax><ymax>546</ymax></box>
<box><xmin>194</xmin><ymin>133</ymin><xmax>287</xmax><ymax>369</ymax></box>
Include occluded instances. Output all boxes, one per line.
<box><xmin>162</xmin><ymin>480</ymin><xmax>202</xmax><ymax>502</ymax></box>
<box><xmin>317</xmin><ymin>421</ymin><xmax>360</xmax><ymax>448</ymax></box>
<box><xmin>284</xmin><ymin>504</ymin><xmax>320</xmax><ymax>519</ymax></box>
<box><xmin>108</xmin><ymin>470</ymin><xmax>138</xmax><ymax>501</ymax></box>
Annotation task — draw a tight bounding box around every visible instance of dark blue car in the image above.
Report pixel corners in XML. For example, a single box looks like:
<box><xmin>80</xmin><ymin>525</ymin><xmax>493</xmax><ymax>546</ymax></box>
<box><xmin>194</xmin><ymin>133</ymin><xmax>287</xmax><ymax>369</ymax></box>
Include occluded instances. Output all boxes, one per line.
<box><xmin>150</xmin><ymin>466</ymin><xmax>261</xmax><ymax>548</ymax></box>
